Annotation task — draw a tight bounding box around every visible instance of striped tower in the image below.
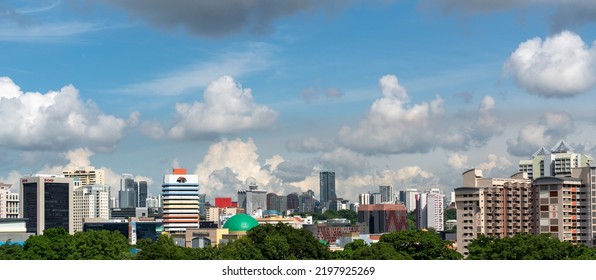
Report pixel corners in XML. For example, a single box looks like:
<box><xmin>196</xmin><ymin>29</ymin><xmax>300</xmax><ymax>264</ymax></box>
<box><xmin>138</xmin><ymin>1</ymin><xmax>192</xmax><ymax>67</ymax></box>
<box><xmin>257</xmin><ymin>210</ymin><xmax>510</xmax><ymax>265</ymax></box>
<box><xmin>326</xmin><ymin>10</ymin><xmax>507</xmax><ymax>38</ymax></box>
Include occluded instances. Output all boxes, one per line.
<box><xmin>162</xmin><ymin>168</ymin><xmax>199</xmax><ymax>233</ymax></box>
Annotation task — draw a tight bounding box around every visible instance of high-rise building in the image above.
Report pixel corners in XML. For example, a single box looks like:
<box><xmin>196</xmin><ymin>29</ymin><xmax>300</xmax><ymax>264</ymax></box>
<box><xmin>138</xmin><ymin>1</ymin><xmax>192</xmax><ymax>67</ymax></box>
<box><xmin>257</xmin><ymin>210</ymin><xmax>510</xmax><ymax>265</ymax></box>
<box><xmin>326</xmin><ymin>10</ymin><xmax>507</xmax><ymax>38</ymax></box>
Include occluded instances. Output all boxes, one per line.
<box><xmin>399</xmin><ymin>189</ymin><xmax>419</xmax><ymax>212</ymax></box>
<box><xmin>62</xmin><ymin>166</ymin><xmax>105</xmax><ymax>186</ymax></box>
<box><xmin>136</xmin><ymin>181</ymin><xmax>148</xmax><ymax>208</ymax></box>
<box><xmin>380</xmin><ymin>185</ymin><xmax>393</xmax><ymax>203</ymax></box>
<box><xmin>357</xmin><ymin>204</ymin><xmax>407</xmax><ymax>234</ymax></box>
<box><xmin>198</xmin><ymin>194</ymin><xmax>206</xmax><ymax>217</ymax></box>
<box><xmin>358</xmin><ymin>193</ymin><xmax>370</xmax><ymax>205</ymax></box>
<box><xmin>518</xmin><ymin>140</ymin><xmax>593</xmax><ymax>180</ymax></box>
<box><xmin>369</xmin><ymin>193</ymin><xmax>382</xmax><ymax>204</ymax></box>
<box><xmin>299</xmin><ymin>190</ymin><xmax>316</xmax><ymax>213</ymax></box>
<box><xmin>119</xmin><ymin>174</ymin><xmax>136</xmax><ymax>208</ymax></box>
<box><xmin>454</xmin><ymin>169</ymin><xmax>532</xmax><ymax>256</ymax></box>
<box><xmin>319</xmin><ymin>171</ymin><xmax>336</xmax><ymax>204</ymax></box>
<box><xmin>20</xmin><ymin>175</ymin><xmax>74</xmax><ymax>235</ymax></box>
<box><xmin>146</xmin><ymin>195</ymin><xmax>162</xmax><ymax>208</ymax></box>
<box><xmin>531</xmin><ymin>166</ymin><xmax>596</xmax><ymax>246</ymax></box>
<box><xmin>237</xmin><ymin>184</ymin><xmax>267</xmax><ymax>217</ymax></box>
<box><xmin>416</xmin><ymin>191</ymin><xmax>445</xmax><ymax>231</ymax></box>
<box><xmin>73</xmin><ymin>184</ymin><xmax>110</xmax><ymax>232</ymax></box>
<box><xmin>0</xmin><ymin>183</ymin><xmax>19</xmax><ymax>218</ymax></box>
<box><xmin>266</xmin><ymin>193</ymin><xmax>287</xmax><ymax>212</ymax></box>
<box><xmin>162</xmin><ymin>168</ymin><xmax>200</xmax><ymax>234</ymax></box>
<box><xmin>286</xmin><ymin>193</ymin><xmax>299</xmax><ymax>211</ymax></box>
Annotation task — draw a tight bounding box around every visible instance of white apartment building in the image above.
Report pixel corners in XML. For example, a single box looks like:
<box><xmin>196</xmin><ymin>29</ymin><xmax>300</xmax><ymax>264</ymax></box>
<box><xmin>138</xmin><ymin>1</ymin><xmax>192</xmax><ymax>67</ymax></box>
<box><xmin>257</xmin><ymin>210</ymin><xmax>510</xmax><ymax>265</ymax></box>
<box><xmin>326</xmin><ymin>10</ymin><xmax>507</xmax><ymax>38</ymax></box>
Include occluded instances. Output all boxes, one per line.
<box><xmin>455</xmin><ymin>169</ymin><xmax>532</xmax><ymax>256</ymax></box>
<box><xmin>73</xmin><ymin>184</ymin><xmax>111</xmax><ymax>232</ymax></box>
<box><xmin>519</xmin><ymin>140</ymin><xmax>593</xmax><ymax>180</ymax></box>
<box><xmin>0</xmin><ymin>183</ymin><xmax>19</xmax><ymax>218</ymax></box>
<box><xmin>416</xmin><ymin>191</ymin><xmax>444</xmax><ymax>231</ymax></box>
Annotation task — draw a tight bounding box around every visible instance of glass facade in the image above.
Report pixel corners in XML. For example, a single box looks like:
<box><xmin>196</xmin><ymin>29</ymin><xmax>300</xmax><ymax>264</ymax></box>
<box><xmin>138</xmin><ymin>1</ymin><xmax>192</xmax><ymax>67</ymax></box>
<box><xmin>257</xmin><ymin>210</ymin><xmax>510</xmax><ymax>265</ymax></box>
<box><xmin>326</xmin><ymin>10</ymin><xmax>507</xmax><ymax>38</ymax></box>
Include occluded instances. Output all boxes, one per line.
<box><xmin>22</xmin><ymin>182</ymin><xmax>38</xmax><ymax>233</ymax></box>
<box><xmin>44</xmin><ymin>183</ymin><xmax>70</xmax><ymax>231</ymax></box>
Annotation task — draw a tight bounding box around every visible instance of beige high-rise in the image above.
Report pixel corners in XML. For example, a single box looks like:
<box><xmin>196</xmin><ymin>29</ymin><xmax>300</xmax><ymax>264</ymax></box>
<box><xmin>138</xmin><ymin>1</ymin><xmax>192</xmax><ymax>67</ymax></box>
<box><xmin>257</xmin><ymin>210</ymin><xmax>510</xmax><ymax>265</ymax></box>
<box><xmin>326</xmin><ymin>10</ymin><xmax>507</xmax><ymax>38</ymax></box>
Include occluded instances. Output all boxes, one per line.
<box><xmin>455</xmin><ymin>169</ymin><xmax>532</xmax><ymax>256</ymax></box>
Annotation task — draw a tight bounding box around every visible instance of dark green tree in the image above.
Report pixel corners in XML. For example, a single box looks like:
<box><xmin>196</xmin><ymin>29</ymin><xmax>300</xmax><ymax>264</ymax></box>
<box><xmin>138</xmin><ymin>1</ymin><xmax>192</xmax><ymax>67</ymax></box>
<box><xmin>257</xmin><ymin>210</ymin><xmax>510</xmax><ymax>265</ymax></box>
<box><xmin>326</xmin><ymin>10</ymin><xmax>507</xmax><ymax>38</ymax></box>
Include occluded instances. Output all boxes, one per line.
<box><xmin>22</xmin><ymin>227</ymin><xmax>74</xmax><ymax>260</ymax></box>
<box><xmin>219</xmin><ymin>237</ymin><xmax>264</xmax><ymax>260</ymax></box>
<box><xmin>247</xmin><ymin>223</ymin><xmax>331</xmax><ymax>260</ymax></box>
<box><xmin>406</xmin><ymin>211</ymin><xmax>417</xmax><ymax>230</ymax></box>
<box><xmin>69</xmin><ymin>230</ymin><xmax>132</xmax><ymax>260</ymax></box>
<box><xmin>467</xmin><ymin>233</ymin><xmax>596</xmax><ymax>260</ymax></box>
<box><xmin>0</xmin><ymin>241</ymin><xmax>24</xmax><ymax>260</ymax></box>
<box><xmin>379</xmin><ymin>230</ymin><xmax>462</xmax><ymax>260</ymax></box>
<box><xmin>136</xmin><ymin>234</ymin><xmax>186</xmax><ymax>260</ymax></box>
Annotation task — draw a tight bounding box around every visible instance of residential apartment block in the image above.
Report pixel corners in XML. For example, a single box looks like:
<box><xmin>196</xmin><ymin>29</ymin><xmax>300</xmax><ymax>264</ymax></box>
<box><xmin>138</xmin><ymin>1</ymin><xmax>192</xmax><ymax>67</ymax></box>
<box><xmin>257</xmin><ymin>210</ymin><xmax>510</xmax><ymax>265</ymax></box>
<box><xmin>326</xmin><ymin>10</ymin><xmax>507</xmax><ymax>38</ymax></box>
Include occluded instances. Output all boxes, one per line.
<box><xmin>455</xmin><ymin>169</ymin><xmax>532</xmax><ymax>256</ymax></box>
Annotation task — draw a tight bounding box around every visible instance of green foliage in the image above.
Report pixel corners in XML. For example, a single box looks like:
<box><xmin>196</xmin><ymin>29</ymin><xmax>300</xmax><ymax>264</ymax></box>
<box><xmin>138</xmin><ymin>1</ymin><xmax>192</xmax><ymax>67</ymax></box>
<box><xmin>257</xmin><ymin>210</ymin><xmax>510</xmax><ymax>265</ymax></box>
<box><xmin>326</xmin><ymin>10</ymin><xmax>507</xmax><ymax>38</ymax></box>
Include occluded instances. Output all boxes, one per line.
<box><xmin>444</xmin><ymin>208</ymin><xmax>456</xmax><ymax>220</ymax></box>
<box><xmin>338</xmin><ymin>239</ymin><xmax>411</xmax><ymax>260</ymax></box>
<box><xmin>219</xmin><ymin>237</ymin><xmax>264</xmax><ymax>260</ymax></box>
<box><xmin>21</xmin><ymin>228</ymin><xmax>133</xmax><ymax>260</ymax></box>
<box><xmin>379</xmin><ymin>230</ymin><xmax>462</xmax><ymax>260</ymax></box>
<box><xmin>136</xmin><ymin>234</ymin><xmax>186</xmax><ymax>260</ymax></box>
<box><xmin>406</xmin><ymin>211</ymin><xmax>417</xmax><ymax>230</ymax></box>
<box><xmin>247</xmin><ymin>223</ymin><xmax>332</xmax><ymax>260</ymax></box>
<box><xmin>467</xmin><ymin>233</ymin><xmax>596</xmax><ymax>260</ymax></box>
<box><xmin>0</xmin><ymin>241</ymin><xmax>24</xmax><ymax>260</ymax></box>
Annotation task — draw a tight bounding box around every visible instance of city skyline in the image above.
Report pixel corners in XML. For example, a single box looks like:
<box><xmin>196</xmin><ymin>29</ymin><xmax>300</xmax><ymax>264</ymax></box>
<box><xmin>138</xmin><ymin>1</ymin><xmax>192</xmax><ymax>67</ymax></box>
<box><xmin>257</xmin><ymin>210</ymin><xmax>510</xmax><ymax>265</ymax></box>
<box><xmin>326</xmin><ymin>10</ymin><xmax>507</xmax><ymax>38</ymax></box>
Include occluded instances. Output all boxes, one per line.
<box><xmin>3</xmin><ymin>1</ymin><xmax>596</xmax><ymax>203</ymax></box>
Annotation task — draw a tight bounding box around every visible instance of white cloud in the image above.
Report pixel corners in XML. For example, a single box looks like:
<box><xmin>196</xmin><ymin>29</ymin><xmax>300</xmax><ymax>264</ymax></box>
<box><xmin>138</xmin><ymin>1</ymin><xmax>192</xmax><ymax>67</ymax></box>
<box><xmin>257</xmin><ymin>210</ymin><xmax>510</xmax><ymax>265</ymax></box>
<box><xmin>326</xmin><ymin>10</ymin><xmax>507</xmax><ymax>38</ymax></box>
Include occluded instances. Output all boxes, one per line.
<box><xmin>0</xmin><ymin>77</ymin><xmax>127</xmax><ymax>152</ymax></box>
<box><xmin>476</xmin><ymin>154</ymin><xmax>512</xmax><ymax>173</ymax></box>
<box><xmin>168</xmin><ymin>75</ymin><xmax>278</xmax><ymax>140</ymax></box>
<box><xmin>507</xmin><ymin>111</ymin><xmax>574</xmax><ymax>156</ymax></box>
<box><xmin>448</xmin><ymin>153</ymin><xmax>468</xmax><ymax>171</ymax></box>
<box><xmin>319</xmin><ymin>147</ymin><xmax>368</xmax><ymax>177</ymax></box>
<box><xmin>139</xmin><ymin>121</ymin><xmax>165</xmax><ymax>139</ymax></box>
<box><xmin>337</xmin><ymin>75</ymin><xmax>503</xmax><ymax>154</ymax></box>
<box><xmin>337</xmin><ymin>75</ymin><xmax>444</xmax><ymax>154</ymax></box>
<box><xmin>504</xmin><ymin>31</ymin><xmax>596</xmax><ymax>97</ymax></box>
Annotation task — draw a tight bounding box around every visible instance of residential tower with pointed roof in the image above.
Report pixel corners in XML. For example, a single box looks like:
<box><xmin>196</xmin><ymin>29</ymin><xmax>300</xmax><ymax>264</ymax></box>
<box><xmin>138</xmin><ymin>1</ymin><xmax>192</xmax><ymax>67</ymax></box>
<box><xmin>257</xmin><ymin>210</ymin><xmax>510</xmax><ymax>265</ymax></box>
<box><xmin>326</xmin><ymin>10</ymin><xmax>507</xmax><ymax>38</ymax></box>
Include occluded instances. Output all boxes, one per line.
<box><xmin>519</xmin><ymin>140</ymin><xmax>593</xmax><ymax>180</ymax></box>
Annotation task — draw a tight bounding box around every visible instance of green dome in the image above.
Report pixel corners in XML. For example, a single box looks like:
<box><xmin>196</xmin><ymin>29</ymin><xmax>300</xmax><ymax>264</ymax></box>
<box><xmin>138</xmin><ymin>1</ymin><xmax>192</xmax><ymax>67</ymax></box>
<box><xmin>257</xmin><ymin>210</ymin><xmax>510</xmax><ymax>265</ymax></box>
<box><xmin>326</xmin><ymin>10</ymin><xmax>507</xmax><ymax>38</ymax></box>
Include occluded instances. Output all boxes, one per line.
<box><xmin>223</xmin><ymin>214</ymin><xmax>259</xmax><ymax>232</ymax></box>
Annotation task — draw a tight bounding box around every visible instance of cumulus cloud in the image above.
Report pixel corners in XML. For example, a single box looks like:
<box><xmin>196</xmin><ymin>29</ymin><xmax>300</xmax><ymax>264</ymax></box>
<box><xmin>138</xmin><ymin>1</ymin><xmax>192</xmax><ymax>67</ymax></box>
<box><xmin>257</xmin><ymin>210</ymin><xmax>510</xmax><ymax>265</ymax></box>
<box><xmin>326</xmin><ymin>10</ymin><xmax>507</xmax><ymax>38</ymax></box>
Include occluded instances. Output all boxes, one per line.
<box><xmin>504</xmin><ymin>31</ymin><xmax>596</xmax><ymax>97</ymax></box>
<box><xmin>448</xmin><ymin>153</ymin><xmax>468</xmax><ymax>171</ymax></box>
<box><xmin>194</xmin><ymin>138</ymin><xmax>301</xmax><ymax>199</ymax></box>
<box><xmin>88</xmin><ymin>0</ymin><xmax>351</xmax><ymax>38</ymax></box>
<box><xmin>338</xmin><ymin>75</ymin><xmax>503</xmax><ymax>154</ymax></box>
<box><xmin>337</xmin><ymin>75</ymin><xmax>444</xmax><ymax>154</ymax></box>
<box><xmin>286</xmin><ymin>137</ymin><xmax>331</xmax><ymax>153</ymax></box>
<box><xmin>476</xmin><ymin>154</ymin><xmax>512</xmax><ymax>173</ymax></box>
<box><xmin>168</xmin><ymin>76</ymin><xmax>278</xmax><ymax>140</ymax></box>
<box><xmin>507</xmin><ymin>111</ymin><xmax>574</xmax><ymax>156</ymax></box>
<box><xmin>0</xmin><ymin>77</ymin><xmax>127</xmax><ymax>152</ymax></box>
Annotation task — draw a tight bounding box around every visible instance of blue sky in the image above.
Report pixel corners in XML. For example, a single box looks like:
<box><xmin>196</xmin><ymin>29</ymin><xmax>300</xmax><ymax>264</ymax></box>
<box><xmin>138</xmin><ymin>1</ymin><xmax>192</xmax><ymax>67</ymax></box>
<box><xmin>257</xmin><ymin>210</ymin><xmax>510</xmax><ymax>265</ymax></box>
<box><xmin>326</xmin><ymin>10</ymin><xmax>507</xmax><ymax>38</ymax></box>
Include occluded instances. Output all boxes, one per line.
<box><xmin>3</xmin><ymin>0</ymin><xmax>596</xmax><ymax>202</ymax></box>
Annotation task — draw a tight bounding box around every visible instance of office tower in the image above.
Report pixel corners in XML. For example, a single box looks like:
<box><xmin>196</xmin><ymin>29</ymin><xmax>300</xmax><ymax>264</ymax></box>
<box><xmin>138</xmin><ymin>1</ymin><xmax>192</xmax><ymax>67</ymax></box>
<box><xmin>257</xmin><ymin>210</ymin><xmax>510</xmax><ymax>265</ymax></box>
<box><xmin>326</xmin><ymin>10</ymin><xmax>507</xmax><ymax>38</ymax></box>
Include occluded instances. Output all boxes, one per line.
<box><xmin>518</xmin><ymin>140</ymin><xmax>593</xmax><ymax>180</ymax></box>
<box><xmin>358</xmin><ymin>193</ymin><xmax>370</xmax><ymax>205</ymax></box>
<box><xmin>162</xmin><ymin>168</ymin><xmax>200</xmax><ymax>233</ymax></box>
<box><xmin>266</xmin><ymin>193</ymin><xmax>287</xmax><ymax>212</ymax></box>
<box><xmin>319</xmin><ymin>171</ymin><xmax>336</xmax><ymax>204</ymax></box>
<box><xmin>454</xmin><ymin>169</ymin><xmax>532</xmax><ymax>256</ymax></box>
<box><xmin>20</xmin><ymin>175</ymin><xmax>74</xmax><ymax>235</ymax></box>
<box><xmin>416</xmin><ymin>191</ymin><xmax>445</xmax><ymax>231</ymax></box>
<box><xmin>369</xmin><ymin>193</ymin><xmax>382</xmax><ymax>204</ymax></box>
<box><xmin>286</xmin><ymin>192</ymin><xmax>299</xmax><ymax>211</ymax></box>
<box><xmin>0</xmin><ymin>183</ymin><xmax>19</xmax><ymax>218</ymax></box>
<box><xmin>399</xmin><ymin>189</ymin><xmax>420</xmax><ymax>212</ymax></box>
<box><xmin>62</xmin><ymin>166</ymin><xmax>105</xmax><ymax>186</ymax></box>
<box><xmin>136</xmin><ymin>181</ymin><xmax>148</xmax><ymax>208</ymax></box>
<box><xmin>532</xmin><ymin>166</ymin><xmax>596</xmax><ymax>246</ymax></box>
<box><xmin>380</xmin><ymin>185</ymin><xmax>393</xmax><ymax>203</ymax></box>
<box><xmin>237</xmin><ymin>184</ymin><xmax>267</xmax><ymax>217</ymax></box>
<box><xmin>299</xmin><ymin>190</ymin><xmax>316</xmax><ymax>213</ymax></box>
<box><xmin>357</xmin><ymin>204</ymin><xmax>407</xmax><ymax>234</ymax></box>
<box><xmin>118</xmin><ymin>174</ymin><xmax>136</xmax><ymax>208</ymax></box>
<box><xmin>198</xmin><ymin>194</ymin><xmax>206</xmax><ymax>217</ymax></box>
<box><xmin>73</xmin><ymin>184</ymin><xmax>110</xmax><ymax>232</ymax></box>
